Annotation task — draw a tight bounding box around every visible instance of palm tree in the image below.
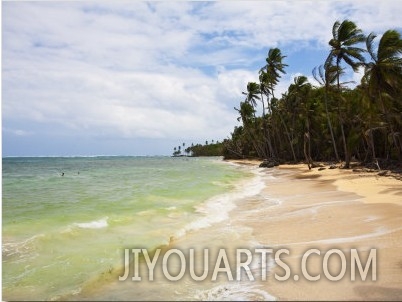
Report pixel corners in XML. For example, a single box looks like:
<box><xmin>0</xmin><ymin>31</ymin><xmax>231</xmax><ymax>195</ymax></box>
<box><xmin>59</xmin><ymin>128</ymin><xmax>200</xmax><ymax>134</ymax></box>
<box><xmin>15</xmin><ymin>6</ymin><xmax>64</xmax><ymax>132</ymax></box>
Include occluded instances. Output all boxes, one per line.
<box><xmin>260</xmin><ymin>48</ymin><xmax>288</xmax><ymax>97</ymax></box>
<box><xmin>242</xmin><ymin>82</ymin><xmax>271</xmax><ymax>158</ymax></box>
<box><xmin>288</xmin><ymin>76</ymin><xmax>313</xmax><ymax>166</ymax></box>
<box><xmin>274</xmin><ymin>98</ymin><xmax>297</xmax><ymax>161</ymax></box>
<box><xmin>326</xmin><ymin>20</ymin><xmax>366</xmax><ymax>82</ymax></box>
<box><xmin>260</xmin><ymin>48</ymin><xmax>288</xmax><ymax>158</ymax></box>
<box><xmin>326</xmin><ymin>20</ymin><xmax>366</xmax><ymax>168</ymax></box>
<box><xmin>242</xmin><ymin>82</ymin><xmax>261</xmax><ymax>108</ymax></box>
<box><xmin>260</xmin><ymin>48</ymin><xmax>288</xmax><ymax>115</ymax></box>
<box><xmin>364</xmin><ymin>30</ymin><xmax>402</xmax><ymax>158</ymax></box>
<box><xmin>234</xmin><ymin>101</ymin><xmax>265</xmax><ymax>157</ymax></box>
<box><xmin>313</xmin><ymin>64</ymin><xmax>341</xmax><ymax>161</ymax></box>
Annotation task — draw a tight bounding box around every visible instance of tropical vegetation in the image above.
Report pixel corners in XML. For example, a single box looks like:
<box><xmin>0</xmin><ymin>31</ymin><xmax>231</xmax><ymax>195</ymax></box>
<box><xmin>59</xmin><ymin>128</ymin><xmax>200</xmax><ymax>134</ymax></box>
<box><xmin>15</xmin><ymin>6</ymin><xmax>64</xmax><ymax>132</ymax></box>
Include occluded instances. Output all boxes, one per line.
<box><xmin>221</xmin><ymin>20</ymin><xmax>402</xmax><ymax>168</ymax></box>
<box><xmin>172</xmin><ymin>141</ymin><xmax>223</xmax><ymax>157</ymax></box>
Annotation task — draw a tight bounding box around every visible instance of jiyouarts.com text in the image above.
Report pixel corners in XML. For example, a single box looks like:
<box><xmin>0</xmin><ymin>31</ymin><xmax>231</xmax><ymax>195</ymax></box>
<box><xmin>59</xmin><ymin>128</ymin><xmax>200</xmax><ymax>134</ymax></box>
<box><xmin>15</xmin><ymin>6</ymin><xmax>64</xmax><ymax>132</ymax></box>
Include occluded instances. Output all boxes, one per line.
<box><xmin>118</xmin><ymin>248</ymin><xmax>377</xmax><ymax>282</ymax></box>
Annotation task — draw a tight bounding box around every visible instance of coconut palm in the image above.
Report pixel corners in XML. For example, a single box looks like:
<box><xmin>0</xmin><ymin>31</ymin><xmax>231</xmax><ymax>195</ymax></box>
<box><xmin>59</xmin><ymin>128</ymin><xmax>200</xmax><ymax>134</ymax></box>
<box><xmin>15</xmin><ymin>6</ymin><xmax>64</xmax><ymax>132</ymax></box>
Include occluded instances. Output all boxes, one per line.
<box><xmin>313</xmin><ymin>64</ymin><xmax>341</xmax><ymax>161</ymax></box>
<box><xmin>363</xmin><ymin>30</ymin><xmax>402</xmax><ymax>157</ymax></box>
<box><xmin>260</xmin><ymin>48</ymin><xmax>288</xmax><ymax>96</ymax></box>
<box><xmin>288</xmin><ymin>76</ymin><xmax>313</xmax><ymax>165</ymax></box>
<box><xmin>326</xmin><ymin>20</ymin><xmax>366</xmax><ymax>168</ymax></box>
<box><xmin>234</xmin><ymin>101</ymin><xmax>266</xmax><ymax>157</ymax></box>
<box><xmin>260</xmin><ymin>48</ymin><xmax>288</xmax><ymax>158</ymax></box>
<box><xmin>242</xmin><ymin>81</ymin><xmax>273</xmax><ymax>158</ymax></box>
<box><xmin>326</xmin><ymin>20</ymin><xmax>366</xmax><ymax>82</ymax></box>
<box><xmin>242</xmin><ymin>82</ymin><xmax>261</xmax><ymax>108</ymax></box>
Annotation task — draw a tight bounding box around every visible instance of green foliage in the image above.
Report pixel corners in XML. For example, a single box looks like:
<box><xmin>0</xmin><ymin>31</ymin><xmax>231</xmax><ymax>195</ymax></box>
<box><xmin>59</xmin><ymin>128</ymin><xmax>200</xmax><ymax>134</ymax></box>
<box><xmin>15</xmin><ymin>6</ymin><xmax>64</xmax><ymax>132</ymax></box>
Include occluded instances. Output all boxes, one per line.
<box><xmin>222</xmin><ymin>20</ymin><xmax>402</xmax><ymax>164</ymax></box>
<box><xmin>172</xmin><ymin>141</ymin><xmax>224</xmax><ymax>157</ymax></box>
<box><xmin>188</xmin><ymin>142</ymin><xmax>224</xmax><ymax>157</ymax></box>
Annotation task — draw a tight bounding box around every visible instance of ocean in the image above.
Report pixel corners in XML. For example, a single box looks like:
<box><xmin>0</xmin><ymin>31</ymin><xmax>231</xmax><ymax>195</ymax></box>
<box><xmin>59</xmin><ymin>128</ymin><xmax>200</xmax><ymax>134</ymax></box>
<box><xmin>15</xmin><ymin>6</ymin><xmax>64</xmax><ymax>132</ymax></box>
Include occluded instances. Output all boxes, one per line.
<box><xmin>2</xmin><ymin>156</ymin><xmax>270</xmax><ymax>301</ymax></box>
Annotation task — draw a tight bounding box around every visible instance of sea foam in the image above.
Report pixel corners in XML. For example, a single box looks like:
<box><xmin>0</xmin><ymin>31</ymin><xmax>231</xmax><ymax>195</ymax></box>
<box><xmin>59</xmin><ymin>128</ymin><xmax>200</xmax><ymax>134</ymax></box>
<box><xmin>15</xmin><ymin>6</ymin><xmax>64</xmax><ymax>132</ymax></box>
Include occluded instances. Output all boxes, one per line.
<box><xmin>194</xmin><ymin>283</ymin><xmax>276</xmax><ymax>301</ymax></box>
<box><xmin>74</xmin><ymin>217</ymin><xmax>109</xmax><ymax>229</ymax></box>
<box><xmin>174</xmin><ymin>169</ymin><xmax>266</xmax><ymax>239</ymax></box>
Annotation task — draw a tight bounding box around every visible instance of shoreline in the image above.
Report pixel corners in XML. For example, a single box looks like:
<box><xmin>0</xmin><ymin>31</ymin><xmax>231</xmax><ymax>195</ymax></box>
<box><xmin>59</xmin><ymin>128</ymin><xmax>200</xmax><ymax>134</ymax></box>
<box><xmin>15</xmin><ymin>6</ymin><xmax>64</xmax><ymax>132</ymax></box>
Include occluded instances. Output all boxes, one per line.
<box><xmin>226</xmin><ymin>159</ymin><xmax>402</xmax><ymax>300</ymax></box>
<box><xmin>60</xmin><ymin>158</ymin><xmax>402</xmax><ymax>301</ymax></box>
<box><xmin>225</xmin><ymin>159</ymin><xmax>402</xmax><ymax>204</ymax></box>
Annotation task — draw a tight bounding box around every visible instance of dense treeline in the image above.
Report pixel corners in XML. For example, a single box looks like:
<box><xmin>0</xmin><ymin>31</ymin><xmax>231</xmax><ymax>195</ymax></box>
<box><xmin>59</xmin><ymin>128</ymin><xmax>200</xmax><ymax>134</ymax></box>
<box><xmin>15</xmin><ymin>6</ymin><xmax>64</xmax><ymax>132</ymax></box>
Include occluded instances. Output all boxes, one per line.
<box><xmin>172</xmin><ymin>141</ymin><xmax>223</xmax><ymax>157</ymax></box>
<box><xmin>187</xmin><ymin>142</ymin><xmax>223</xmax><ymax>157</ymax></box>
<box><xmin>222</xmin><ymin>20</ymin><xmax>402</xmax><ymax>169</ymax></box>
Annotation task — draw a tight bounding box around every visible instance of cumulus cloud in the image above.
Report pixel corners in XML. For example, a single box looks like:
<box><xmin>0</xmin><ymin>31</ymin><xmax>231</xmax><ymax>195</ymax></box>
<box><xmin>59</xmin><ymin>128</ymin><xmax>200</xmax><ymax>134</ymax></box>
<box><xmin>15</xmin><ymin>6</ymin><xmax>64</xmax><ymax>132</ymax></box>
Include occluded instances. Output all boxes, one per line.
<box><xmin>2</xmin><ymin>1</ymin><xmax>402</xmax><ymax>155</ymax></box>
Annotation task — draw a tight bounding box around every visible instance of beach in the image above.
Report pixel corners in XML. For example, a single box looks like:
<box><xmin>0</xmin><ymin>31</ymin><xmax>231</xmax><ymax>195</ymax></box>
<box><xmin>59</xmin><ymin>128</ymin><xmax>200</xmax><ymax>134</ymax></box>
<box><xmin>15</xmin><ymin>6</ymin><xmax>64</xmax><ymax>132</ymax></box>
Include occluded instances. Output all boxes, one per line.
<box><xmin>68</xmin><ymin>159</ymin><xmax>402</xmax><ymax>301</ymax></box>
<box><xmin>227</xmin><ymin>160</ymin><xmax>402</xmax><ymax>300</ymax></box>
<box><xmin>3</xmin><ymin>157</ymin><xmax>402</xmax><ymax>301</ymax></box>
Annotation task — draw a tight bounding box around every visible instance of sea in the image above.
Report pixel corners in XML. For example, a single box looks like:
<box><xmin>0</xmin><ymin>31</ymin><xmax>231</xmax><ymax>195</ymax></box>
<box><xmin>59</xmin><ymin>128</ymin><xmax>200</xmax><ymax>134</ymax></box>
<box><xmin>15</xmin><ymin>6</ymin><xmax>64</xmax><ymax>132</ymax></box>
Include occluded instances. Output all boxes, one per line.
<box><xmin>2</xmin><ymin>156</ymin><xmax>275</xmax><ymax>301</ymax></box>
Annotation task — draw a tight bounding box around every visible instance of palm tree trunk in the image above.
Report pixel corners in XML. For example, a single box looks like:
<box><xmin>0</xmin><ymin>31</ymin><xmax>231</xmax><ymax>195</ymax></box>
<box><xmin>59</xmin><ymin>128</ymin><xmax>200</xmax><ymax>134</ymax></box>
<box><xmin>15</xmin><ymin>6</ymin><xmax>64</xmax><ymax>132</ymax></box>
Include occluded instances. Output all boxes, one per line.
<box><xmin>265</xmin><ymin>123</ymin><xmax>275</xmax><ymax>158</ymax></box>
<box><xmin>324</xmin><ymin>91</ymin><xmax>340</xmax><ymax>161</ymax></box>
<box><xmin>340</xmin><ymin>117</ymin><xmax>351</xmax><ymax>168</ymax></box>
<box><xmin>304</xmin><ymin>132</ymin><xmax>312</xmax><ymax>169</ymax></box>
<box><xmin>336</xmin><ymin>63</ymin><xmax>350</xmax><ymax>169</ymax></box>
<box><xmin>368</xmin><ymin>117</ymin><xmax>377</xmax><ymax>161</ymax></box>
<box><xmin>369</xmin><ymin>128</ymin><xmax>376</xmax><ymax>160</ymax></box>
<box><xmin>278</xmin><ymin>111</ymin><xmax>297</xmax><ymax>161</ymax></box>
<box><xmin>379</xmin><ymin>93</ymin><xmax>400</xmax><ymax>159</ymax></box>
<box><xmin>260</xmin><ymin>93</ymin><xmax>273</xmax><ymax>158</ymax></box>
<box><xmin>247</xmin><ymin>126</ymin><xmax>266</xmax><ymax>159</ymax></box>
<box><xmin>264</xmin><ymin>96</ymin><xmax>276</xmax><ymax>158</ymax></box>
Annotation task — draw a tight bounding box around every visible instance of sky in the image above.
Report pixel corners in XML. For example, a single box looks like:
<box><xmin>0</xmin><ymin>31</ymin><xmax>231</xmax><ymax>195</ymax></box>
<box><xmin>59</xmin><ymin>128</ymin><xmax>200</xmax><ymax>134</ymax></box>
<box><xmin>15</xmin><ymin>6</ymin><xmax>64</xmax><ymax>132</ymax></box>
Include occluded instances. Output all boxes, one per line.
<box><xmin>2</xmin><ymin>1</ymin><xmax>402</xmax><ymax>157</ymax></box>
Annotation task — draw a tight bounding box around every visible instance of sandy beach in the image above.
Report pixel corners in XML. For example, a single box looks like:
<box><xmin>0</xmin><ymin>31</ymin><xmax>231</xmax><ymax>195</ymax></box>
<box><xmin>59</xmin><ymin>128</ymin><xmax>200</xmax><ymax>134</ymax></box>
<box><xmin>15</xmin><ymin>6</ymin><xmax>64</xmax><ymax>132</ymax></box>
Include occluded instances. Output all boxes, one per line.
<box><xmin>68</xmin><ymin>159</ymin><xmax>402</xmax><ymax>301</ymax></box>
<box><xmin>228</xmin><ymin>160</ymin><xmax>402</xmax><ymax>300</ymax></box>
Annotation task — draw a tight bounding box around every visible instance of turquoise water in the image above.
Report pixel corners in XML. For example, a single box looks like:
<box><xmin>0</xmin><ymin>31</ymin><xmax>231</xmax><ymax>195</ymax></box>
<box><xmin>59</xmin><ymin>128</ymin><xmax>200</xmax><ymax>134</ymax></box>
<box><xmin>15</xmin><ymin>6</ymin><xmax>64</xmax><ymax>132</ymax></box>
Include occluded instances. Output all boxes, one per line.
<box><xmin>2</xmin><ymin>156</ymin><xmax>252</xmax><ymax>300</ymax></box>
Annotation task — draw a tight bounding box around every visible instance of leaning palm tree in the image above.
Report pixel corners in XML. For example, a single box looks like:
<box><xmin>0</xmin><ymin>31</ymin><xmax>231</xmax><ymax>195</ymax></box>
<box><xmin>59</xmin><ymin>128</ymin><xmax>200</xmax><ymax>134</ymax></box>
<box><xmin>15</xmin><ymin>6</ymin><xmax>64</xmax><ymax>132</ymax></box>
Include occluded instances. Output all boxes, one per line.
<box><xmin>260</xmin><ymin>48</ymin><xmax>288</xmax><ymax>98</ymax></box>
<box><xmin>273</xmin><ymin>93</ymin><xmax>297</xmax><ymax>162</ymax></box>
<box><xmin>313</xmin><ymin>64</ymin><xmax>341</xmax><ymax>161</ymax></box>
<box><xmin>288</xmin><ymin>76</ymin><xmax>314</xmax><ymax>166</ymax></box>
<box><xmin>257</xmin><ymin>73</ymin><xmax>274</xmax><ymax>158</ymax></box>
<box><xmin>261</xmin><ymin>48</ymin><xmax>288</xmax><ymax>79</ymax></box>
<box><xmin>242</xmin><ymin>81</ymin><xmax>273</xmax><ymax>158</ymax></box>
<box><xmin>259</xmin><ymin>48</ymin><xmax>288</xmax><ymax>158</ymax></box>
<box><xmin>326</xmin><ymin>20</ymin><xmax>366</xmax><ymax>84</ymax></box>
<box><xmin>326</xmin><ymin>20</ymin><xmax>366</xmax><ymax>168</ymax></box>
<box><xmin>363</xmin><ymin>30</ymin><xmax>402</xmax><ymax>157</ymax></box>
<box><xmin>234</xmin><ymin>101</ymin><xmax>265</xmax><ymax>157</ymax></box>
<box><xmin>242</xmin><ymin>82</ymin><xmax>261</xmax><ymax>110</ymax></box>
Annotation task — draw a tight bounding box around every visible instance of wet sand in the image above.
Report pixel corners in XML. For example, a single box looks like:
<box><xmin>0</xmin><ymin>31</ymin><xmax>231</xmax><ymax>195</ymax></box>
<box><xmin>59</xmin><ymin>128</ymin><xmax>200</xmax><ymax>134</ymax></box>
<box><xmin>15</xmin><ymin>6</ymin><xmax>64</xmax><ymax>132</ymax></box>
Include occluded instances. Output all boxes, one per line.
<box><xmin>228</xmin><ymin>161</ymin><xmax>402</xmax><ymax>300</ymax></box>
<box><xmin>72</xmin><ymin>160</ymin><xmax>402</xmax><ymax>301</ymax></box>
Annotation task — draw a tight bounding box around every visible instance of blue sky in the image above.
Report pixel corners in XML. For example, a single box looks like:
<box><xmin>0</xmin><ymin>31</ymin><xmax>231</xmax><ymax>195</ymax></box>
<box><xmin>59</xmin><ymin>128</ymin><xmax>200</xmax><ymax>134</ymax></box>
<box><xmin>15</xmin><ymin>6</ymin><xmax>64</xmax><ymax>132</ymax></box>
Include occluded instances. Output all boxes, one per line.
<box><xmin>2</xmin><ymin>1</ymin><xmax>402</xmax><ymax>156</ymax></box>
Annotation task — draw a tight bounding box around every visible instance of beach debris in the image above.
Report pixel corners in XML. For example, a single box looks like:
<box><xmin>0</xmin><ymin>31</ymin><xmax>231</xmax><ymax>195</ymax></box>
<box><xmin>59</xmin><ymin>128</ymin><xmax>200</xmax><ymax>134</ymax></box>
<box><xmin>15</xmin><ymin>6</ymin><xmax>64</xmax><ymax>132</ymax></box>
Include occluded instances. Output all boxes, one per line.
<box><xmin>377</xmin><ymin>170</ymin><xmax>389</xmax><ymax>176</ymax></box>
<box><xmin>353</xmin><ymin>168</ymin><xmax>376</xmax><ymax>173</ymax></box>
<box><xmin>311</xmin><ymin>162</ymin><xmax>324</xmax><ymax>168</ymax></box>
<box><xmin>374</xmin><ymin>159</ymin><xmax>381</xmax><ymax>170</ymax></box>
<box><xmin>318</xmin><ymin>167</ymin><xmax>326</xmax><ymax>171</ymax></box>
<box><xmin>259</xmin><ymin>159</ymin><xmax>279</xmax><ymax>168</ymax></box>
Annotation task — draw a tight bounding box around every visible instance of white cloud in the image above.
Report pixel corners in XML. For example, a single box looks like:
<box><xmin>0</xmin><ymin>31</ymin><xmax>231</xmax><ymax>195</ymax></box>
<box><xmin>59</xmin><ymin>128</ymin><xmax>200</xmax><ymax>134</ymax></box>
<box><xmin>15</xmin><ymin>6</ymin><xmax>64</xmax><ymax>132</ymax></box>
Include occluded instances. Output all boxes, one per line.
<box><xmin>2</xmin><ymin>1</ymin><xmax>402</xmax><ymax>155</ymax></box>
